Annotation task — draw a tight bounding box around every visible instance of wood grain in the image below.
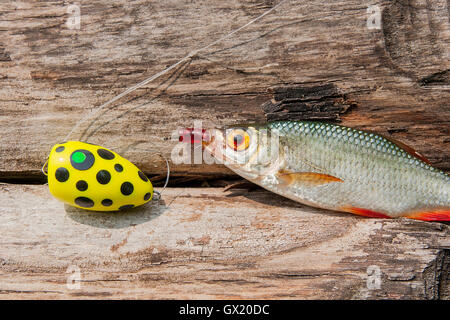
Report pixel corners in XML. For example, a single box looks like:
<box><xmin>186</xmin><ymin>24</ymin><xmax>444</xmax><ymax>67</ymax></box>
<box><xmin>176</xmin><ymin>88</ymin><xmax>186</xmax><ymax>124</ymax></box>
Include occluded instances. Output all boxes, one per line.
<box><xmin>0</xmin><ymin>0</ymin><xmax>449</xmax><ymax>300</ymax></box>
<box><xmin>0</xmin><ymin>0</ymin><xmax>448</xmax><ymax>181</ymax></box>
<box><xmin>0</xmin><ymin>184</ymin><xmax>448</xmax><ymax>299</ymax></box>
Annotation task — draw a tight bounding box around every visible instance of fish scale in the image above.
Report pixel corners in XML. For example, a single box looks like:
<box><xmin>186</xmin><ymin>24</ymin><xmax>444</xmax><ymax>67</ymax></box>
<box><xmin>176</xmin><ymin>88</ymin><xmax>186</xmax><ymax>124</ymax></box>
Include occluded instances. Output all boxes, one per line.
<box><xmin>202</xmin><ymin>121</ymin><xmax>450</xmax><ymax>220</ymax></box>
<box><xmin>268</xmin><ymin>121</ymin><xmax>448</xmax><ymax>214</ymax></box>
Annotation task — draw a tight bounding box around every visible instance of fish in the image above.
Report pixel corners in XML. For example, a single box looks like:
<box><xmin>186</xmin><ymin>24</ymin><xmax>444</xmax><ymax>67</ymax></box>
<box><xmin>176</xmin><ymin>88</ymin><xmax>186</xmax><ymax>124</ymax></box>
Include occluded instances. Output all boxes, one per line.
<box><xmin>194</xmin><ymin>121</ymin><xmax>450</xmax><ymax>221</ymax></box>
<box><xmin>46</xmin><ymin>141</ymin><xmax>153</xmax><ymax>211</ymax></box>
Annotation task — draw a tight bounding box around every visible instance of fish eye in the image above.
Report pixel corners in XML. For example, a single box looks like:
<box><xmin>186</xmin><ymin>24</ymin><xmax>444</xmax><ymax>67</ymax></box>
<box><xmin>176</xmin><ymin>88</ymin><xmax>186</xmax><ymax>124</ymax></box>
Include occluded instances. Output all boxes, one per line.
<box><xmin>227</xmin><ymin>129</ymin><xmax>250</xmax><ymax>151</ymax></box>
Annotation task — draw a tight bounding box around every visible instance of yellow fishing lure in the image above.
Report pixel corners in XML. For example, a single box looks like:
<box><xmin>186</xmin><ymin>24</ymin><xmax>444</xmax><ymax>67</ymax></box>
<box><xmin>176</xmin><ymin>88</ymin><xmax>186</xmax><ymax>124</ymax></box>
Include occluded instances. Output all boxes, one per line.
<box><xmin>47</xmin><ymin>141</ymin><xmax>153</xmax><ymax>211</ymax></box>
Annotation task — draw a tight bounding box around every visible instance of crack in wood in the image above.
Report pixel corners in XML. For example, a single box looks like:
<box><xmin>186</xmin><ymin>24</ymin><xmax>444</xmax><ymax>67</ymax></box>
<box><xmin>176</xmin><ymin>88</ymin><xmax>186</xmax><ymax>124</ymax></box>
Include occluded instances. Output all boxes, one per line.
<box><xmin>261</xmin><ymin>83</ymin><xmax>357</xmax><ymax>122</ymax></box>
<box><xmin>420</xmin><ymin>69</ymin><xmax>450</xmax><ymax>86</ymax></box>
<box><xmin>0</xmin><ymin>46</ymin><xmax>11</xmax><ymax>62</ymax></box>
<box><xmin>423</xmin><ymin>249</ymin><xmax>449</xmax><ymax>300</ymax></box>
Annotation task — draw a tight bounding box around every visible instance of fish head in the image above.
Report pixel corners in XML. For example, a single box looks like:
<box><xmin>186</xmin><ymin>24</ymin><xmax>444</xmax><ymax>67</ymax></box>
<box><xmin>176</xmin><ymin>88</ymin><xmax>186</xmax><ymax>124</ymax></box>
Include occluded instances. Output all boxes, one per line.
<box><xmin>203</xmin><ymin>124</ymin><xmax>282</xmax><ymax>179</ymax></box>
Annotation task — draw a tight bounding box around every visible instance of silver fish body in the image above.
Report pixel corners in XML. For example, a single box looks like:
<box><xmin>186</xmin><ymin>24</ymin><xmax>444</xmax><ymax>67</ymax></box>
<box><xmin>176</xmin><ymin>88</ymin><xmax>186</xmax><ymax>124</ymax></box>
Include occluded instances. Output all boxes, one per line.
<box><xmin>203</xmin><ymin>121</ymin><xmax>450</xmax><ymax>221</ymax></box>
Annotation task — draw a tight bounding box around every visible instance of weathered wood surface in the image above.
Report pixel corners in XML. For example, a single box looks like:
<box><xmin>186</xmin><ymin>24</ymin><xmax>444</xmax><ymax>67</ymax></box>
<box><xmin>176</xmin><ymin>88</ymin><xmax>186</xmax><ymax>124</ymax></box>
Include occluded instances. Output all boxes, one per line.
<box><xmin>0</xmin><ymin>0</ymin><xmax>449</xmax><ymax>301</ymax></box>
<box><xmin>0</xmin><ymin>183</ymin><xmax>448</xmax><ymax>299</ymax></box>
<box><xmin>0</xmin><ymin>0</ymin><xmax>449</xmax><ymax>181</ymax></box>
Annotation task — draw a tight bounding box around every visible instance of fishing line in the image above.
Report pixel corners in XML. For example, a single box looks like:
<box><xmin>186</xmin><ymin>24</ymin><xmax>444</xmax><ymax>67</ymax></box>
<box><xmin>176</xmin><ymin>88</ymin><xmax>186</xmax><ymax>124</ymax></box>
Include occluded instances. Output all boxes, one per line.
<box><xmin>53</xmin><ymin>0</ymin><xmax>289</xmax><ymax>204</ymax></box>
<box><xmin>83</xmin><ymin>59</ymin><xmax>192</xmax><ymax>141</ymax></box>
<box><xmin>64</xmin><ymin>0</ymin><xmax>289</xmax><ymax>142</ymax></box>
<box><xmin>146</xmin><ymin>152</ymin><xmax>170</xmax><ymax>201</ymax></box>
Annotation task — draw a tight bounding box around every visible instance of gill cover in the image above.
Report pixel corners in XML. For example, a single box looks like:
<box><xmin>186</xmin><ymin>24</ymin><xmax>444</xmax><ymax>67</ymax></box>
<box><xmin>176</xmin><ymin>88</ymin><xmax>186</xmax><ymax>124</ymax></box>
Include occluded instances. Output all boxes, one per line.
<box><xmin>47</xmin><ymin>141</ymin><xmax>153</xmax><ymax>211</ymax></box>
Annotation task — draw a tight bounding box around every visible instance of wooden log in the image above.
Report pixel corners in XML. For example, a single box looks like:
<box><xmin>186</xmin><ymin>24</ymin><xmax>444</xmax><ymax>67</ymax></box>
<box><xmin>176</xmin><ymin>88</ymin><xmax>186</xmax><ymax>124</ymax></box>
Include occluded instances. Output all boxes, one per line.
<box><xmin>0</xmin><ymin>0</ymin><xmax>448</xmax><ymax>181</ymax></box>
<box><xmin>0</xmin><ymin>183</ymin><xmax>448</xmax><ymax>299</ymax></box>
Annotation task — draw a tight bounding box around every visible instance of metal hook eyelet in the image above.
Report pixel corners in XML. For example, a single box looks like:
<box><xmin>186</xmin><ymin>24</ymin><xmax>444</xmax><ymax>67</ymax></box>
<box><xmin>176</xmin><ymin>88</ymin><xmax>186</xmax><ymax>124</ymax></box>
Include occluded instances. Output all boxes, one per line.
<box><xmin>41</xmin><ymin>159</ymin><xmax>49</xmax><ymax>176</ymax></box>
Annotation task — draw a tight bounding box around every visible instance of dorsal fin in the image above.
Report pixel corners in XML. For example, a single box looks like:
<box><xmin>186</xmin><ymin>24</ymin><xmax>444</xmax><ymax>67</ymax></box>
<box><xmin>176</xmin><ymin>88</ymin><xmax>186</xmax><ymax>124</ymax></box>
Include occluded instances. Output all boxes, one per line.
<box><xmin>368</xmin><ymin>131</ymin><xmax>433</xmax><ymax>165</ymax></box>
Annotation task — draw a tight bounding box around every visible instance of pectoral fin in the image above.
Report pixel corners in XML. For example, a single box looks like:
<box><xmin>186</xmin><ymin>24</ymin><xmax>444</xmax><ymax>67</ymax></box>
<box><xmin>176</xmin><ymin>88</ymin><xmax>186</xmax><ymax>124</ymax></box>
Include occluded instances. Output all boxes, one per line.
<box><xmin>276</xmin><ymin>170</ymin><xmax>343</xmax><ymax>186</ymax></box>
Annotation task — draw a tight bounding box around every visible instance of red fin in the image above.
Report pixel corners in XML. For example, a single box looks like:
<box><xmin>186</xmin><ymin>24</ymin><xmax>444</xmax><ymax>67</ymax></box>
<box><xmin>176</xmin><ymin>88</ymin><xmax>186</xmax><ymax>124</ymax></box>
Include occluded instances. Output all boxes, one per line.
<box><xmin>276</xmin><ymin>171</ymin><xmax>343</xmax><ymax>186</ymax></box>
<box><xmin>405</xmin><ymin>209</ymin><xmax>450</xmax><ymax>221</ymax></box>
<box><xmin>342</xmin><ymin>207</ymin><xmax>391</xmax><ymax>219</ymax></box>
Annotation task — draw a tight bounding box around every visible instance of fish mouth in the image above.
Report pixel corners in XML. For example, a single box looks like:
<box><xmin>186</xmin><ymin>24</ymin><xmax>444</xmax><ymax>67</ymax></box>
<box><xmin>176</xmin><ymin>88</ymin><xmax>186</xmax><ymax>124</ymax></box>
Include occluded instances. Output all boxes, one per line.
<box><xmin>178</xmin><ymin>128</ymin><xmax>212</xmax><ymax>144</ymax></box>
<box><xmin>178</xmin><ymin>127</ymin><xmax>230</xmax><ymax>163</ymax></box>
<box><xmin>202</xmin><ymin>129</ymin><xmax>223</xmax><ymax>155</ymax></box>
